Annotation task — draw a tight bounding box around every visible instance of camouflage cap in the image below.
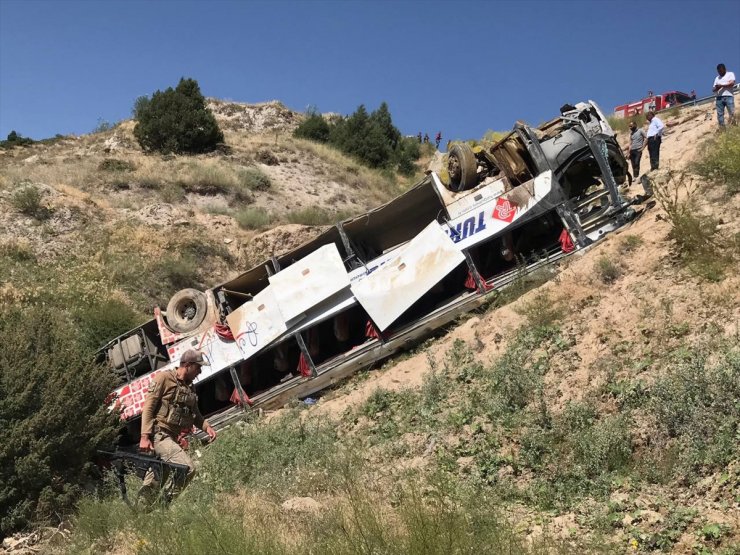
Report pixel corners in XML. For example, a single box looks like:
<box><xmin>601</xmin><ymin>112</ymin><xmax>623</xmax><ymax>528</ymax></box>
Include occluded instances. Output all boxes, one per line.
<box><xmin>180</xmin><ymin>349</ymin><xmax>205</xmax><ymax>365</ymax></box>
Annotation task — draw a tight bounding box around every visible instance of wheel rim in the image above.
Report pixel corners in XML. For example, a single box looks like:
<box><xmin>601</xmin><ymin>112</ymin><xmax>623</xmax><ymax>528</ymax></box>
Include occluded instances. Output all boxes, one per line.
<box><xmin>178</xmin><ymin>300</ymin><xmax>197</xmax><ymax>321</ymax></box>
<box><xmin>448</xmin><ymin>155</ymin><xmax>461</xmax><ymax>183</ymax></box>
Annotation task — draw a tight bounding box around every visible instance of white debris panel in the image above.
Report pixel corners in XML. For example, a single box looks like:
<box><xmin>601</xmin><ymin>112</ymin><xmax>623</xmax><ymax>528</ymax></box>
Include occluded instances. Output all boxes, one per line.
<box><xmin>226</xmin><ymin>286</ymin><xmax>288</xmax><ymax>360</ymax></box>
<box><xmin>351</xmin><ymin>222</ymin><xmax>465</xmax><ymax>331</ymax></box>
<box><xmin>268</xmin><ymin>244</ymin><xmax>351</xmax><ymax>325</ymax></box>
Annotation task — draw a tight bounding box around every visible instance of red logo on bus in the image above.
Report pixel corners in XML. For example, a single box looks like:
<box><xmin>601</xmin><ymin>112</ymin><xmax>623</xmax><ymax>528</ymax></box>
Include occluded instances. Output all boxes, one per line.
<box><xmin>493</xmin><ymin>198</ymin><xmax>517</xmax><ymax>222</ymax></box>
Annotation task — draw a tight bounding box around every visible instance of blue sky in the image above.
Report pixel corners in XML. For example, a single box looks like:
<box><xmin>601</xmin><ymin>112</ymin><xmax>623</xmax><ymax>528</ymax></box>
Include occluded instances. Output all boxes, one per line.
<box><xmin>1</xmin><ymin>0</ymin><xmax>738</xmax><ymax>142</ymax></box>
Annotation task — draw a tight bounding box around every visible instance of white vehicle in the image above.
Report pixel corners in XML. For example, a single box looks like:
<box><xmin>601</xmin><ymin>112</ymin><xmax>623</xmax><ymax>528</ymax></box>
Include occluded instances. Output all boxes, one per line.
<box><xmin>101</xmin><ymin>101</ymin><xmax>636</xmax><ymax>446</ymax></box>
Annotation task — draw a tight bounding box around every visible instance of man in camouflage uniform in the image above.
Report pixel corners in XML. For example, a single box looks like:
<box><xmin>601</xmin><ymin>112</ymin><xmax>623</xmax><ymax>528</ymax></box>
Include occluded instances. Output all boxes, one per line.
<box><xmin>138</xmin><ymin>349</ymin><xmax>217</xmax><ymax>504</ymax></box>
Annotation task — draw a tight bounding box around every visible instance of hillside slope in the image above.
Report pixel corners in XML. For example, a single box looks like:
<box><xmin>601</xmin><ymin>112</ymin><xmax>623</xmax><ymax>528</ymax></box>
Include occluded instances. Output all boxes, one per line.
<box><xmin>0</xmin><ymin>100</ymin><xmax>428</xmax><ymax>312</ymax></box>
<box><xmin>284</xmin><ymin>102</ymin><xmax>740</xmax><ymax>551</ymax></box>
<box><xmin>286</xmin><ymin>101</ymin><xmax>740</xmax><ymax>553</ymax></box>
<box><xmin>2</xmin><ymin>99</ymin><xmax>738</xmax><ymax>554</ymax></box>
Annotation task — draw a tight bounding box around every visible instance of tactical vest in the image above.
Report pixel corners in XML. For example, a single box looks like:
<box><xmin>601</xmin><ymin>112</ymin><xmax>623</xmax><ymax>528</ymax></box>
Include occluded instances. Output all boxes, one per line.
<box><xmin>156</xmin><ymin>375</ymin><xmax>199</xmax><ymax>433</ymax></box>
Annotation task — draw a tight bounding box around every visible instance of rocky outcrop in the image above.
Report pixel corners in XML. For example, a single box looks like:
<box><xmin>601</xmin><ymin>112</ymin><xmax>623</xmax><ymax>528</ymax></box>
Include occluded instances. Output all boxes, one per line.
<box><xmin>207</xmin><ymin>99</ymin><xmax>303</xmax><ymax>134</ymax></box>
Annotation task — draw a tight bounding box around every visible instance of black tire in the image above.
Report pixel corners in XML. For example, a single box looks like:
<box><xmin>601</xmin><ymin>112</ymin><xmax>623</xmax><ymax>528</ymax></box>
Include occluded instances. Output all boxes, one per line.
<box><xmin>606</xmin><ymin>141</ymin><xmax>629</xmax><ymax>185</ymax></box>
<box><xmin>447</xmin><ymin>143</ymin><xmax>478</xmax><ymax>191</ymax></box>
<box><xmin>166</xmin><ymin>288</ymin><xmax>207</xmax><ymax>333</ymax></box>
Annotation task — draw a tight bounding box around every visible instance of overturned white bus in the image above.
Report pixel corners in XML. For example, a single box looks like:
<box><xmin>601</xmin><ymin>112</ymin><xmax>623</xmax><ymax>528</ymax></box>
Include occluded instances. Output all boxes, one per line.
<box><xmin>101</xmin><ymin>101</ymin><xmax>638</xmax><ymax>446</ymax></box>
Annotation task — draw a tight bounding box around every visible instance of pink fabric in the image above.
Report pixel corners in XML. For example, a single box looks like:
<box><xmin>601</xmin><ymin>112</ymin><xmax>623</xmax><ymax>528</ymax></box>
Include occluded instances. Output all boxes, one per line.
<box><xmin>230</xmin><ymin>388</ymin><xmax>254</xmax><ymax>406</ymax></box>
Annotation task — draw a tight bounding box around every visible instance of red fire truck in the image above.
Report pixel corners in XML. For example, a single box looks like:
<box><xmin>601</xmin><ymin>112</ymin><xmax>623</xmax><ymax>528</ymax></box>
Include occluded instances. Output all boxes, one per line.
<box><xmin>614</xmin><ymin>90</ymin><xmax>694</xmax><ymax>118</ymax></box>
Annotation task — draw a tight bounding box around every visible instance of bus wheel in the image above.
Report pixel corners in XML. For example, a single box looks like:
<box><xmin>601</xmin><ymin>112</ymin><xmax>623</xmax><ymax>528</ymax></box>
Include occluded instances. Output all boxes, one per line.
<box><xmin>166</xmin><ymin>288</ymin><xmax>207</xmax><ymax>333</ymax></box>
<box><xmin>447</xmin><ymin>143</ymin><xmax>478</xmax><ymax>191</ymax></box>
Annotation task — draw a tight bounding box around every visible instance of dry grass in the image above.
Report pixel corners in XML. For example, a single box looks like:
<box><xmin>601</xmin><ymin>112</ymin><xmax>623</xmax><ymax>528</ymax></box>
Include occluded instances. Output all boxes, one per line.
<box><xmin>694</xmin><ymin>126</ymin><xmax>740</xmax><ymax>194</ymax></box>
<box><xmin>288</xmin><ymin>137</ymin><xmax>409</xmax><ymax>203</ymax></box>
<box><xmin>652</xmin><ymin>171</ymin><xmax>733</xmax><ymax>281</ymax></box>
<box><xmin>595</xmin><ymin>255</ymin><xmax>623</xmax><ymax>283</ymax></box>
<box><xmin>1</xmin><ymin>157</ymin><xmax>103</xmax><ymax>191</ymax></box>
<box><xmin>235</xmin><ymin>206</ymin><xmax>273</xmax><ymax>230</ymax></box>
<box><xmin>0</xmin><ymin>120</ymin><xmax>416</xmax><ymax>240</ymax></box>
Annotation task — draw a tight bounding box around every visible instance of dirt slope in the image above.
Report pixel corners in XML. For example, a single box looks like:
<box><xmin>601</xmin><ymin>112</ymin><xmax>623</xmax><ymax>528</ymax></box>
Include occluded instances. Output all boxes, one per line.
<box><xmin>1</xmin><ymin>99</ymin><xmax>737</xmax><ymax>553</ymax></box>
<box><xmin>310</xmin><ymin>101</ymin><xmax>739</xmax><ymax>416</ymax></box>
<box><xmin>0</xmin><ymin>100</ymin><xmax>420</xmax><ymax>303</ymax></box>
<box><xmin>280</xmin><ymin>102</ymin><xmax>740</xmax><ymax>549</ymax></box>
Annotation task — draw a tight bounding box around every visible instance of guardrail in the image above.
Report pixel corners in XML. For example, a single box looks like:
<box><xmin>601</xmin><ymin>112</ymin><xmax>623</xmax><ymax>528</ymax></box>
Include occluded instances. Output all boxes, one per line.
<box><xmin>618</xmin><ymin>86</ymin><xmax>739</xmax><ymax>118</ymax></box>
<box><xmin>659</xmin><ymin>88</ymin><xmax>740</xmax><ymax>118</ymax></box>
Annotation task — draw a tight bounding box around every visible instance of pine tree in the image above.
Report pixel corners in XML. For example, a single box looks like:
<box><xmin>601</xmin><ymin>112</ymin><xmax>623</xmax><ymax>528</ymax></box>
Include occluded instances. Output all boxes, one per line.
<box><xmin>133</xmin><ymin>78</ymin><xmax>224</xmax><ymax>154</ymax></box>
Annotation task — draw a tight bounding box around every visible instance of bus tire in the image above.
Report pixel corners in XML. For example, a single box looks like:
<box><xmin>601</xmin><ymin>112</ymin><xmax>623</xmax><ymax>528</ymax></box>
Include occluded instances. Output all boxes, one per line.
<box><xmin>166</xmin><ymin>288</ymin><xmax>207</xmax><ymax>333</ymax></box>
<box><xmin>447</xmin><ymin>143</ymin><xmax>478</xmax><ymax>191</ymax></box>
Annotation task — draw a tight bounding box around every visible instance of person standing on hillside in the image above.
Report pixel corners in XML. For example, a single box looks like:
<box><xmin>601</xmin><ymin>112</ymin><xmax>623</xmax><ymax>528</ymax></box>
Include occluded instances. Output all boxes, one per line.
<box><xmin>138</xmin><ymin>349</ymin><xmax>217</xmax><ymax>505</ymax></box>
<box><xmin>645</xmin><ymin>111</ymin><xmax>664</xmax><ymax>171</ymax></box>
<box><xmin>713</xmin><ymin>63</ymin><xmax>735</xmax><ymax>129</ymax></box>
<box><xmin>627</xmin><ymin>120</ymin><xmax>647</xmax><ymax>179</ymax></box>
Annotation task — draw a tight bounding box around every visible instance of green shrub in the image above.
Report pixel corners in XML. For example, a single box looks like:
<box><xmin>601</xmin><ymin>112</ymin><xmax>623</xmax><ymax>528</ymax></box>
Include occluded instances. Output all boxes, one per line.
<box><xmin>482</xmin><ymin>326</ymin><xmax>559</xmax><ymax>418</ymax></box>
<box><xmin>98</xmin><ymin>158</ymin><xmax>135</xmax><ymax>172</ymax></box>
<box><xmin>595</xmin><ymin>256</ymin><xmax>622</xmax><ymax>284</ymax></box>
<box><xmin>571</xmin><ymin>413</ymin><xmax>632</xmax><ymax>478</ymax></box>
<box><xmin>255</xmin><ymin>150</ymin><xmax>279</xmax><ymax>166</ymax></box>
<box><xmin>516</xmin><ymin>291</ymin><xmax>563</xmax><ymax>327</ymax></box>
<box><xmin>618</xmin><ymin>234</ymin><xmax>643</xmax><ymax>254</ymax></box>
<box><xmin>67</xmin><ymin>465</ymin><xmax>560</xmax><ymax>555</ymax></box>
<box><xmin>203</xmin><ymin>204</ymin><xmax>231</xmax><ymax>216</ymax></box>
<box><xmin>294</xmin><ymin>107</ymin><xmax>331</xmax><ymax>142</ymax></box>
<box><xmin>133</xmin><ymin>78</ymin><xmax>224</xmax><ymax>154</ymax></box>
<box><xmin>131</xmin><ymin>95</ymin><xmax>150</xmax><ymax>119</ymax></box>
<box><xmin>286</xmin><ymin>206</ymin><xmax>336</xmax><ymax>226</ymax></box>
<box><xmin>196</xmin><ymin>414</ymin><xmax>339</xmax><ymax>496</ymax></box>
<box><xmin>653</xmin><ymin>172</ymin><xmax>730</xmax><ymax>280</ymax></box>
<box><xmin>329</xmin><ymin>103</ymin><xmax>395</xmax><ymax>169</ymax></box>
<box><xmin>0</xmin><ymin>130</ymin><xmax>35</xmax><ymax>149</ymax></box>
<box><xmin>358</xmin><ymin>388</ymin><xmax>420</xmax><ymax>444</ymax></box>
<box><xmin>648</xmin><ymin>346</ymin><xmax>739</xmax><ymax>477</ymax></box>
<box><xmin>237</xmin><ymin>167</ymin><xmax>271</xmax><ymax>192</ymax></box>
<box><xmin>296</xmin><ymin>102</ymin><xmax>420</xmax><ymax>174</ymax></box>
<box><xmin>394</xmin><ymin>136</ymin><xmax>422</xmax><ymax>175</ymax></box>
<box><xmin>520</xmin><ymin>402</ymin><xmax>632</xmax><ymax>508</ymax></box>
<box><xmin>158</xmin><ymin>183</ymin><xmax>186</xmax><ymax>203</ymax></box>
<box><xmin>309</xmin><ymin>479</ymin><xmax>542</xmax><ymax>554</ymax></box>
<box><xmin>361</xmin><ymin>388</ymin><xmax>398</xmax><ymax>417</ymax></box>
<box><xmin>420</xmin><ymin>361</ymin><xmax>444</xmax><ymax>413</ymax></box>
<box><xmin>177</xmin><ymin>164</ymin><xmax>233</xmax><ymax>195</ymax></box>
<box><xmin>0</xmin><ymin>305</ymin><xmax>119</xmax><ymax>537</ymax></box>
<box><xmin>107</xmin><ymin>249</ymin><xmax>203</xmax><ymax>308</ymax></box>
<box><xmin>0</xmin><ymin>240</ymin><xmax>36</xmax><ymax>262</ymax></box>
<box><xmin>11</xmin><ymin>184</ymin><xmax>50</xmax><ymax>219</ymax></box>
<box><xmin>154</xmin><ymin>253</ymin><xmax>201</xmax><ymax>292</ymax></box>
<box><xmin>490</xmin><ymin>262</ymin><xmax>554</xmax><ymax>309</ymax></box>
<box><xmin>694</xmin><ymin>126</ymin><xmax>740</xmax><ymax>194</ymax></box>
<box><xmin>71</xmin><ymin>298</ymin><xmax>143</xmax><ymax>351</ymax></box>
<box><xmin>234</xmin><ymin>207</ymin><xmax>272</xmax><ymax>230</ymax></box>
<box><xmin>92</xmin><ymin>118</ymin><xmax>114</xmax><ymax>134</ymax></box>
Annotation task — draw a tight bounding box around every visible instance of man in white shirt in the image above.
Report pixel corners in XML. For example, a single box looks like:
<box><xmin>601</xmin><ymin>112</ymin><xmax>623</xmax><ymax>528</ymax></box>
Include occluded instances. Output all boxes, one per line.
<box><xmin>645</xmin><ymin>111</ymin><xmax>664</xmax><ymax>171</ymax></box>
<box><xmin>713</xmin><ymin>63</ymin><xmax>735</xmax><ymax>128</ymax></box>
